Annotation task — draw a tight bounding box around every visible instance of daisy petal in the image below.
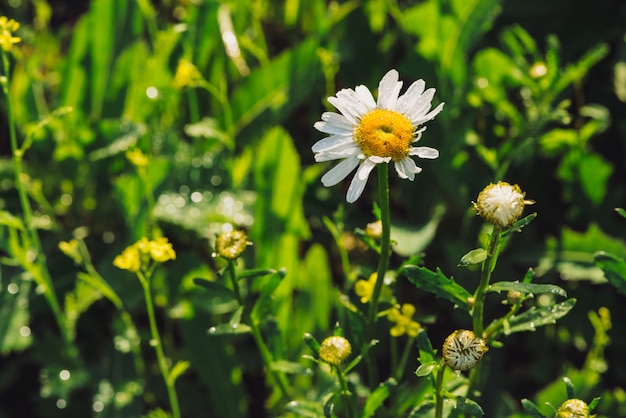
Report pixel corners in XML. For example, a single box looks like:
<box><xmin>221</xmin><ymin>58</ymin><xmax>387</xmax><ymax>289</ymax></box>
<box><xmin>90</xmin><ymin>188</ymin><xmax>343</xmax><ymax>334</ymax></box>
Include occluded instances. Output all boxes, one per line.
<box><xmin>314</xmin><ymin>112</ymin><xmax>354</xmax><ymax>135</ymax></box>
<box><xmin>355</xmin><ymin>85</ymin><xmax>377</xmax><ymax>110</ymax></box>
<box><xmin>377</xmin><ymin>70</ymin><xmax>403</xmax><ymax>110</ymax></box>
<box><xmin>315</xmin><ymin>145</ymin><xmax>361</xmax><ymax>162</ymax></box>
<box><xmin>412</xmin><ymin>102</ymin><xmax>445</xmax><ymax>125</ymax></box>
<box><xmin>394</xmin><ymin>157</ymin><xmax>422</xmax><ymax>181</ymax></box>
<box><xmin>321</xmin><ymin>157</ymin><xmax>360</xmax><ymax>187</ymax></box>
<box><xmin>311</xmin><ymin>134</ymin><xmax>354</xmax><ymax>153</ymax></box>
<box><xmin>409</xmin><ymin>146</ymin><xmax>439</xmax><ymax>159</ymax></box>
<box><xmin>397</xmin><ymin>79</ymin><xmax>425</xmax><ymax>115</ymax></box>
<box><xmin>346</xmin><ymin>158</ymin><xmax>377</xmax><ymax>203</ymax></box>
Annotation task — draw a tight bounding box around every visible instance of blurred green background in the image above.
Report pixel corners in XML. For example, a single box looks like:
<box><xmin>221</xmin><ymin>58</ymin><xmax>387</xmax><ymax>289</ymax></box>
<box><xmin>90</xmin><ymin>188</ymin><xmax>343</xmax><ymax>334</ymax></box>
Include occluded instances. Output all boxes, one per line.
<box><xmin>0</xmin><ymin>0</ymin><xmax>625</xmax><ymax>417</ymax></box>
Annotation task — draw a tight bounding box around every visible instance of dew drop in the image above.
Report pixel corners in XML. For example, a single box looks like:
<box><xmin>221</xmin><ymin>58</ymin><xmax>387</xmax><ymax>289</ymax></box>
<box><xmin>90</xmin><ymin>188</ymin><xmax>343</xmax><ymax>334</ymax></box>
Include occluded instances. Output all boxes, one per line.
<box><xmin>7</xmin><ymin>283</ymin><xmax>19</xmax><ymax>294</ymax></box>
<box><xmin>59</xmin><ymin>370</ymin><xmax>71</xmax><ymax>381</ymax></box>
<box><xmin>56</xmin><ymin>399</ymin><xmax>67</xmax><ymax>409</ymax></box>
<box><xmin>208</xmin><ymin>327</ymin><xmax>217</xmax><ymax>334</ymax></box>
<box><xmin>93</xmin><ymin>400</ymin><xmax>104</xmax><ymax>412</ymax></box>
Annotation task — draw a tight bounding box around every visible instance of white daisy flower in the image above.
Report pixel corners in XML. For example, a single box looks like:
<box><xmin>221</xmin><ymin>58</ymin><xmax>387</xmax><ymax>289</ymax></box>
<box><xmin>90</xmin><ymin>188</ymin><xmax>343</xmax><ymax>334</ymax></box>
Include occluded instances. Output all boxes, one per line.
<box><xmin>312</xmin><ymin>69</ymin><xmax>444</xmax><ymax>203</ymax></box>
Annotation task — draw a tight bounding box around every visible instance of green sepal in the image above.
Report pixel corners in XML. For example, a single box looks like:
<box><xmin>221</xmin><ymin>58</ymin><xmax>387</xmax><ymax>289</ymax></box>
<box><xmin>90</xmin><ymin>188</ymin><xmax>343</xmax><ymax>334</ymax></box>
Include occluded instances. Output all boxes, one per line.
<box><xmin>415</xmin><ymin>361</ymin><xmax>439</xmax><ymax>377</ymax></box>
<box><xmin>303</xmin><ymin>333</ymin><xmax>321</xmax><ymax>355</ymax></box>
<box><xmin>458</xmin><ymin>248</ymin><xmax>488</xmax><ymax>267</ymax></box>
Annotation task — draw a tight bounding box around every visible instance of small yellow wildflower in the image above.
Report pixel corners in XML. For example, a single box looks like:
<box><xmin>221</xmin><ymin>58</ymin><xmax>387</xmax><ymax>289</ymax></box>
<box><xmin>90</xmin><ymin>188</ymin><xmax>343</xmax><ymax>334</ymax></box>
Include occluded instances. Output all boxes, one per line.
<box><xmin>59</xmin><ymin>239</ymin><xmax>82</xmax><ymax>264</ymax></box>
<box><xmin>354</xmin><ymin>273</ymin><xmax>377</xmax><ymax>304</ymax></box>
<box><xmin>215</xmin><ymin>230</ymin><xmax>248</xmax><ymax>260</ymax></box>
<box><xmin>319</xmin><ymin>336</ymin><xmax>352</xmax><ymax>366</ymax></box>
<box><xmin>126</xmin><ymin>148</ymin><xmax>149</xmax><ymax>167</ymax></box>
<box><xmin>387</xmin><ymin>303</ymin><xmax>421</xmax><ymax>337</ymax></box>
<box><xmin>148</xmin><ymin>237</ymin><xmax>176</xmax><ymax>262</ymax></box>
<box><xmin>113</xmin><ymin>245</ymin><xmax>142</xmax><ymax>272</ymax></box>
<box><xmin>172</xmin><ymin>59</ymin><xmax>204</xmax><ymax>89</ymax></box>
<box><xmin>0</xmin><ymin>16</ymin><xmax>21</xmax><ymax>52</ymax></box>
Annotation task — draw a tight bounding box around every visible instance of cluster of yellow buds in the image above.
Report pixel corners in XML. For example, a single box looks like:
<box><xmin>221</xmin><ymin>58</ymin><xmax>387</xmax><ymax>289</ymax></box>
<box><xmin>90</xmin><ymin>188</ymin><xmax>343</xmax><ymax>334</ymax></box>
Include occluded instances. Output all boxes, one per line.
<box><xmin>113</xmin><ymin>237</ymin><xmax>176</xmax><ymax>272</ymax></box>
<box><xmin>555</xmin><ymin>399</ymin><xmax>595</xmax><ymax>418</ymax></box>
<box><xmin>387</xmin><ymin>303</ymin><xmax>421</xmax><ymax>338</ymax></box>
<box><xmin>0</xmin><ymin>16</ymin><xmax>21</xmax><ymax>52</ymax></box>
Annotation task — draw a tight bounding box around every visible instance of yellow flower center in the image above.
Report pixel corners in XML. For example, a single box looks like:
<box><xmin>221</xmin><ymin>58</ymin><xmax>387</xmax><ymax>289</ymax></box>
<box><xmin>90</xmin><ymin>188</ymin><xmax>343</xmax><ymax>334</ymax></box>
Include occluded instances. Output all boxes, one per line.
<box><xmin>355</xmin><ymin>109</ymin><xmax>414</xmax><ymax>161</ymax></box>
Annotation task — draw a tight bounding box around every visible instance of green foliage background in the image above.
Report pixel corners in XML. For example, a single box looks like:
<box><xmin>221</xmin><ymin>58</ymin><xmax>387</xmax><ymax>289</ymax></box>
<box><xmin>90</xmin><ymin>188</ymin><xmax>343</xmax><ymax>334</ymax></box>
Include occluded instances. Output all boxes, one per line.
<box><xmin>0</xmin><ymin>0</ymin><xmax>625</xmax><ymax>417</ymax></box>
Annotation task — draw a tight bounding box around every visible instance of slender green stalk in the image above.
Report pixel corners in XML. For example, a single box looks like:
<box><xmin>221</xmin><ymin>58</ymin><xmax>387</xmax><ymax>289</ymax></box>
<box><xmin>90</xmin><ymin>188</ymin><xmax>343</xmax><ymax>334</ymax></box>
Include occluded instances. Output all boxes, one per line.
<box><xmin>365</xmin><ymin>164</ymin><xmax>392</xmax><ymax>386</ymax></box>
<box><xmin>472</xmin><ymin>227</ymin><xmax>502</xmax><ymax>337</ymax></box>
<box><xmin>137</xmin><ymin>271</ymin><xmax>181</xmax><ymax>418</ymax></box>
<box><xmin>393</xmin><ymin>336</ymin><xmax>416</xmax><ymax>381</ymax></box>
<box><xmin>335</xmin><ymin>365</ymin><xmax>356</xmax><ymax>418</ymax></box>
<box><xmin>2</xmin><ymin>51</ymin><xmax>68</xmax><ymax>342</ymax></box>
<box><xmin>435</xmin><ymin>362</ymin><xmax>446</xmax><ymax>418</ymax></box>
<box><xmin>226</xmin><ymin>261</ymin><xmax>290</xmax><ymax>399</ymax></box>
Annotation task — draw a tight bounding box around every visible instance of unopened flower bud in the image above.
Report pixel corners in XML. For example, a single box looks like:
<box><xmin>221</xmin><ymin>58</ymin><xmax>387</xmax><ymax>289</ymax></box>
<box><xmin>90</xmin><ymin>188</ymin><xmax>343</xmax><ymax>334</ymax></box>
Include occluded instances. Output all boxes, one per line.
<box><xmin>442</xmin><ymin>329</ymin><xmax>488</xmax><ymax>371</ymax></box>
<box><xmin>507</xmin><ymin>290</ymin><xmax>523</xmax><ymax>305</ymax></box>
<box><xmin>473</xmin><ymin>182</ymin><xmax>534</xmax><ymax>228</ymax></box>
<box><xmin>555</xmin><ymin>399</ymin><xmax>592</xmax><ymax>418</ymax></box>
<box><xmin>365</xmin><ymin>220</ymin><xmax>382</xmax><ymax>240</ymax></box>
<box><xmin>319</xmin><ymin>336</ymin><xmax>351</xmax><ymax>366</ymax></box>
<box><xmin>216</xmin><ymin>230</ymin><xmax>249</xmax><ymax>260</ymax></box>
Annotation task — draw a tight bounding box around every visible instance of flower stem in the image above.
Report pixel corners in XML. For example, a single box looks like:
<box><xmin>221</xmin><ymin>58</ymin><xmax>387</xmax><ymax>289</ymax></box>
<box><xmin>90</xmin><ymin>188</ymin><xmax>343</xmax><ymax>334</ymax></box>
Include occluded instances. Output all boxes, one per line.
<box><xmin>2</xmin><ymin>51</ymin><xmax>69</xmax><ymax>343</ymax></box>
<box><xmin>365</xmin><ymin>164</ymin><xmax>391</xmax><ymax>386</ymax></box>
<box><xmin>393</xmin><ymin>335</ymin><xmax>416</xmax><ymax>381</ymax></box>
<box><xmin>472</xmin><ymin>227</ymin><xmax>502</xmax><ymax>338</ymax></box>
<box><xmin>226</xmin><ymin>261</ymin><xmax>291</xmax><ymax>400</ymax></box>
<box><xmin>335</xmin><ymin>365</ymin><xmax>356</xmax><ymax>418</ymax></box>
<box><xmin>435</xmin><ymin>361</ymin><xmax>446</xmax><ymax>418</ymax></box>
<box><xmin>137</xmin><ymin>271</ymin><xmax>181</xmax><ymax>418</ymax></box>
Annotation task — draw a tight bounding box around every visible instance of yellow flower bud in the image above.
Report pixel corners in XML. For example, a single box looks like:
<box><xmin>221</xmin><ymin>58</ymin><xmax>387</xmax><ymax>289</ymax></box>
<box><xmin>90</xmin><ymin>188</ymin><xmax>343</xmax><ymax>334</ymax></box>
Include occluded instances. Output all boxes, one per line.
<box><xmin>216</xmin><ymin>230</ymin><xmax>249</xmax><ymax>260</ymax></box>
<box><xmin>555</xmin><ymin>399</ymin><xmax>593</xmax><ymax>418</ymax></box>
<box><xmin>319</xmin><ymin>336</ymin><xmax>352</xmax><ymax>366</ymax></box>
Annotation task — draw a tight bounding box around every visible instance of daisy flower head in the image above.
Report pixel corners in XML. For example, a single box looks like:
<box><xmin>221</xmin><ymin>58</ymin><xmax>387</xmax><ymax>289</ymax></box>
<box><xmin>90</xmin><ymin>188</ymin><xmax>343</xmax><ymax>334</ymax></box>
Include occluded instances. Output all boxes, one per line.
<box><xmin>312</xmin><ymin>69</ymin><xmax>444</xmax><ymax>203</ymax></box>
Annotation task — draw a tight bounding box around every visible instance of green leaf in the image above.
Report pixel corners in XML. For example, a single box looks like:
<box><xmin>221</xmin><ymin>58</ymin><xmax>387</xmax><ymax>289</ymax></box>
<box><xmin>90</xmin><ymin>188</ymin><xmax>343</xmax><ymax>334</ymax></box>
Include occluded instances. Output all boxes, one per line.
<box><xmin>193</xmin><ymin>278</ymin><xmax>238</xmax><ymax>314</ymax></box>
<box><xmin>417</xmin><ymin>329</ymin><xmax>437</xmax><ymax>365</ymax></box>
<box><xmin>505</xmin><ymin>298</ymin><xmax>576</xmax><ymax>334</ymax></box>
<box><xmin>270</xmin><ymin>360</ymin><xmax>312</xmax><ymax>375</ymax></box>
<box><xmin>237</xmin><ymin>268</ymin><xmax>285</xmax><ymax>281</ymax></box>
<box><xmin>0</xmin><ymin>211</ymin><xmax>25</xmax><ymax>230</ymax></box>
<box><xmin>563</xmin><ymin>376</ymin><xmax>575</xmax><ymax>399</ymax></box>
<box><xmin>488</xmin><ymin>282</ymin><xmax>567</xmax><ymax>298</ymax></box>
<box><xmin>284</xmin><ymin>400</ymin><xmax>324</xmax><ymax>418</ymax></box>
<box><xmin>502</xmin><ymin>213</ymin><xmax>537</xmax><ymax>236</ymax></box>
<box><xmin>616</xmin><ymin>208</ymin><xmax>626</xmax><ymax>219</ymax></box>
<box><xmin>390</xmin><ymin>205</ymin><xmax>445</xmax><ymax>257</ymax></box>
<box><xmin>401</xmin><ymin>265</ymin><xmax>472</xmax><ymax>310</ymax></box>
<box><xmin>408</xmin><ymin>400</ymin><xmax>435</xmax><ymax>417</ymax></box>
<box><xmin>362</xmin><ymin>378</ymin><xmax>397</xmax><ymax>418</ymax></box>
<box><xmin>207</xmin><ymin>323</ymin><xmax>251</xmax><ymax>336</ymax></box>
<box><xmin>0</xmin><ymin>277</ymin><xmax>32</xmax><ymax>354</ymax></box>
<box><xmin>521</xmin><ymin>399</ymin><xmax>546</xmax><ymax>418</ymax></box>
<box><xmin>303</xmin><ymin>333</ymin><xmax>321</xmax><ymax>355</ymax></box>
<box><xmin>167</xmin><ymin>360</ymin><xmax>190</xmax><ymax>385</ymax></box>
<box><xmin>578</xmin><ymin>152</ymin><xmax>613</xmax><ymax>204</ymax></box>
<box><xmin>459</xmin><ymin>248</ymin><xmax>488</xmax><ymax>267</ymax></box>
<box><xmin>455</xmin><ymin>396</ymin><xmax>484</xmax><ymax>416</ymax></box>
<box><xmin>251</xmin><ymin>272</ymin><xmax>284</xmax><ymax>322</ymax></box>
<box><xmin>594</xmin><ymin>252</ymin><xmax>626</xmax><ymax>296</ymax></box>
